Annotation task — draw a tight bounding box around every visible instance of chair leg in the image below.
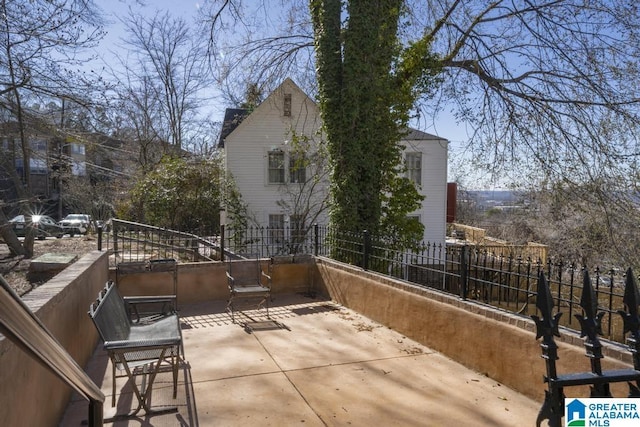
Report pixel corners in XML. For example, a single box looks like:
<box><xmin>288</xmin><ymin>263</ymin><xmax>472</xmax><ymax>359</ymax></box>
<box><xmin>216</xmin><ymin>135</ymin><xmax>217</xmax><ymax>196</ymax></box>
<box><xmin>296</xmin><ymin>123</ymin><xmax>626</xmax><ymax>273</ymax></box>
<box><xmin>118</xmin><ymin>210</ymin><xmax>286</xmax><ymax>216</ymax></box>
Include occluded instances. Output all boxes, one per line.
<box><xmin>111</xmin><ymin>360</ymin><xmax>116</xmax><ymax>407</ymax></box>
<box><xmin>109</xmin><ymin>348</ymin><xmax>178</xmax><ymax>418</ymax></box>
<box><xmin>172</xmin><ymin>350</ymin><xmax>178</xmax><ymax>399</ymax></box>
<box><xmin>226</xmin><ymin>297</ymin><xmax>236</xmax><ymax>323</ymax></box>
<box><xmin>226</xmin><ymin>292</ymin><xmax>271</xmax><ymax>322</ymax></box>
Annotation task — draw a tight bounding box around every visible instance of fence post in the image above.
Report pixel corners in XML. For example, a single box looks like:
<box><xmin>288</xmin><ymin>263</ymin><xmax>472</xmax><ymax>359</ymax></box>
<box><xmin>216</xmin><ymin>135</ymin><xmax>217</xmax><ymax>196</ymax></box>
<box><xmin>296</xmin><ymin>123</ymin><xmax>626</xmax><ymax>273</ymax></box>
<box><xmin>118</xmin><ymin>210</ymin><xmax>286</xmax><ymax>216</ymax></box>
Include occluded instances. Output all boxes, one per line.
<box><xmin>220</xmin><ymin>224</ymin><xmax>225</xmax><ymax>262</ymax></box>
<box><xmin>113</xmin><ymin>223</ymin><xmax>118</xmax><ymax>258</ymax></box>
<box><xmin>460</xmin><ymin>245</ymin><xmax>468</xmax><ymax>300</ymax></box>
<box><xmin>314</xmin><ymin>223</ymin><xmax>319</xmax><ymax>256</ymax></box>
<box><xmin>97</xmin><ymin>225</ymin><xmax>103</xmax><ymax>251</ymax></box>
<box><xmin>363</xmin><ymin>230</ymin><xmax>370</xmax><ymax>271</ymax></box>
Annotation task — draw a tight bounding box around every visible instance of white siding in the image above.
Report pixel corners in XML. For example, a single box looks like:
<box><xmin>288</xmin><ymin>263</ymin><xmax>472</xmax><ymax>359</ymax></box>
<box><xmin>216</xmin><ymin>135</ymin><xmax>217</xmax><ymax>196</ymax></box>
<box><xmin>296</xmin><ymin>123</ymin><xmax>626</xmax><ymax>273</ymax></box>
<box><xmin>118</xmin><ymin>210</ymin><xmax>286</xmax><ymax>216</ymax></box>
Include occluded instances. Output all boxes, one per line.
<box><xmin>402</xmin><ymin>137</ymin><xmax>448</xmax><ymax>246</ymax></box>
<box><xmin>224</xmin><ymin>78</ymin><xmax>448</xmax><ymax>247</ymax></box>
<box><xmin>224</xmin><ymin>79</ymin><xmax>327</xmax><ymax>227</ymax></box>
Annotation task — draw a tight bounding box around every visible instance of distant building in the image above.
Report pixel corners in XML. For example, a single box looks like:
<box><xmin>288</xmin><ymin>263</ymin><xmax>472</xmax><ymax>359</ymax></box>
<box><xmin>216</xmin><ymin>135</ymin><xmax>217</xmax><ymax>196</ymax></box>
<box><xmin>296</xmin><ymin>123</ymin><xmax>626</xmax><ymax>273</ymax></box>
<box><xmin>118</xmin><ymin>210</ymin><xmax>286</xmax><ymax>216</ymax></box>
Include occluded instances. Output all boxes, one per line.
<box><xmin>0</xmin><ymin>121</ymin><xmax>128</xmax><ymax>219</ymax></box>
<box><xmin>0</xmin><ymin>124</ymin><xmax>88</xmax><ymax>216</ymax></box>
<box><xmin>219</xmin><ymin>78</ymin><xmax>449</xmax><ymax>246</ymax></box>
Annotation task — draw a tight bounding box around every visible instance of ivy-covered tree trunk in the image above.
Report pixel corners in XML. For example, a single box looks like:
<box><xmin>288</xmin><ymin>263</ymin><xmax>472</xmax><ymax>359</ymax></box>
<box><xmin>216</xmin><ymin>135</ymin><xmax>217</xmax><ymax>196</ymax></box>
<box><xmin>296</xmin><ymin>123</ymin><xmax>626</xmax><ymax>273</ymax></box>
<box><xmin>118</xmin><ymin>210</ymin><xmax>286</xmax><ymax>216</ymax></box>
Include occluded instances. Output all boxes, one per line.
<box><xmin>311</xmin><ymin>0</ymin><xmax>422</xmax><ymax>240</ymax></box>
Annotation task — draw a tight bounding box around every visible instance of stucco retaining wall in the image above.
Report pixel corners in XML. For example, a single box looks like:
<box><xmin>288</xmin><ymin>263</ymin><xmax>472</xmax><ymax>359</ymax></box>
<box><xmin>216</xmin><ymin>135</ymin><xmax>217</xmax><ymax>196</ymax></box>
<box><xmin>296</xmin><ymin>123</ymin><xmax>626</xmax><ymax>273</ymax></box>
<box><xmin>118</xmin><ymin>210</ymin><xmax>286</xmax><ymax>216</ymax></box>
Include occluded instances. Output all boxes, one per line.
<box><xmin>312</xmin><ymin>257</ymin><xmax>635</xmax><ymax>401</ymax></box>
<box><xmin>3</xmin><ymin>252</ymin><xmax>637</xmax><ymax>425</ymax></box>
<box><xmin>111</xmin><ymin>256</ymin><xmax>313</xmax><ymax>304</ymax></box>
<box><xmin>0</xmin><ymin>250</ymin><xmax>108</xmax><ymax>427</ymax></box>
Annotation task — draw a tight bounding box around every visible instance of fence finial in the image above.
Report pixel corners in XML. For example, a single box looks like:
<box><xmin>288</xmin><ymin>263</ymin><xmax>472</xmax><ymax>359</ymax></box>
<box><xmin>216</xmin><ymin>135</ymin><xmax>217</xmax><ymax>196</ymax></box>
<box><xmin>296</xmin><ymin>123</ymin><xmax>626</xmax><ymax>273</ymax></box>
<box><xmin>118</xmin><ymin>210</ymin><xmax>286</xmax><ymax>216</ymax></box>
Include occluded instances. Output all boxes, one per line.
<box><xmin>576</xmin><ymin>270</ymin><xmax>608</xmax><ymax>394</ymax></box>
<box><xmin>620</xmin><ymin>268</ymin><xmax>640</xmax><ymax>327</ymax></box>
<box><xmin>532</xmin><ymin>271</ymin><xmax>562</xmax><ymax>340</ymax></box>
<box><xmin>618</xmin><ymin>268</ymin><xmax>640</xmax><ymax>375</ymax></box>
<box><xmin>575</xmin><ymin>269</ymin><xmax>604</xmax><ymax>339</ymax></box>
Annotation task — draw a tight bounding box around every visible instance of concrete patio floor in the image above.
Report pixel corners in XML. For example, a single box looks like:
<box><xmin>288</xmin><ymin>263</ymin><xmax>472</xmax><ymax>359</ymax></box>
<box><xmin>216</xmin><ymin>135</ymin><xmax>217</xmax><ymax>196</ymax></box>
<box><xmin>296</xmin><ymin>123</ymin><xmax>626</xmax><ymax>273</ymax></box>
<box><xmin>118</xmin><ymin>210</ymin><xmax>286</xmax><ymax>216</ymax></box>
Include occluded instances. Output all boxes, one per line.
<box><xmin>61</xmin><ymin>294</ymin><xmax>541</xmax><ymax>426</ymax></box>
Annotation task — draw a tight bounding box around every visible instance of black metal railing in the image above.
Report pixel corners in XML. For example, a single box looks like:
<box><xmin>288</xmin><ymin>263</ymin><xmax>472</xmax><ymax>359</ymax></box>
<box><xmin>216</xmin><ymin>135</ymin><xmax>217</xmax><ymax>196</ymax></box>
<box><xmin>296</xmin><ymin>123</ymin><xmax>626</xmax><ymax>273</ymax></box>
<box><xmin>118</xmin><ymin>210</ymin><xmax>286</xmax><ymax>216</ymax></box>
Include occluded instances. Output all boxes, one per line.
<box><xmin>532</xmin><ymin>269</ymin><xmax>640</xmax><ymax>427</ymax></box>
<box><xmin>102</xmin><ymin>219</ymin><xmax>221</xmax><ymax>265</ymax></box>
<box><xmin>220</xmin><ymin>224</ymin><xmax>319</xmax><ymax>258</ymax></box>
<box><xmin>314</xmin><ymin>225</ymin><xmax>628</xmax><ymax>343</ymax></box>
<box><xmin>319</xmin><ymin>227</ymin><xmax>629</xmax><ymax>343</ymax></box>
<box><xmin>99</xmin><ymin>221</ymin><xmax>630</xmax><ymax>343</ymax></box>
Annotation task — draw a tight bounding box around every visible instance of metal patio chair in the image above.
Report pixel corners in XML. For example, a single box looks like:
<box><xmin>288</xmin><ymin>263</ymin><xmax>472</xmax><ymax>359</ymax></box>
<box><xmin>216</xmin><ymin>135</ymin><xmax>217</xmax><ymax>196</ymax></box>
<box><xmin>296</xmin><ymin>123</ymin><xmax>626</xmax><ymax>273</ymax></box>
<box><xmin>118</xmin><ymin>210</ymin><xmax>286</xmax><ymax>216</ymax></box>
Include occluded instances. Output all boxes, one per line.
<box><xmin>88</xmin><ymin>282</ymin><xmax>182</xmax><ymax>418</ymax></box>
<box><xmin>226</xmin><ymin>254</ymin><xmax>272</xmax><ymax>323</ymax></box>
<box><xmin>115</xmin><ymin>258</ymin><xmax>178</xmax><ymax>322</ymax></box>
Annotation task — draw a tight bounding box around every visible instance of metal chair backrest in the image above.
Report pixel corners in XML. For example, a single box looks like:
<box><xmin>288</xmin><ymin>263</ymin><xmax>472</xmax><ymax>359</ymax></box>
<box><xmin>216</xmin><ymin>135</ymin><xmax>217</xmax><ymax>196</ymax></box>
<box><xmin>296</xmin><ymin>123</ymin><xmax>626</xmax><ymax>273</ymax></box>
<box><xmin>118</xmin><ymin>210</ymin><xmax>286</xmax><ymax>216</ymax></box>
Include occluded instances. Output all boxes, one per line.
<box><xmin>228</xmin><ymin>254</ymin><xmax>262</xmax><ymax>286</ymax></box>
<box><xmin>89</xmin><ymin>282</ymin><xmax>130</xmax><ymax>342</ymax></box>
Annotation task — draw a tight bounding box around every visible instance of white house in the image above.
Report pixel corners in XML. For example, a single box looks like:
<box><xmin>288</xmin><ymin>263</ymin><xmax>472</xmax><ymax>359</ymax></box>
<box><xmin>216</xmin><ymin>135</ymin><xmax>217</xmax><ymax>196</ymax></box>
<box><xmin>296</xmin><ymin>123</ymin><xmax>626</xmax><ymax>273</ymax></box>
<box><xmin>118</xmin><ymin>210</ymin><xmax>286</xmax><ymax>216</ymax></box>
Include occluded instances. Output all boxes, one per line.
<box><xmin>400</xmin><ymin>128</ymin><xmax>449</xmax><ymax>245</ymax></box>
<box><xmin>219</xmin><ymin>78</ymin><xmax>448</xmax><ymax>247</ymax></box>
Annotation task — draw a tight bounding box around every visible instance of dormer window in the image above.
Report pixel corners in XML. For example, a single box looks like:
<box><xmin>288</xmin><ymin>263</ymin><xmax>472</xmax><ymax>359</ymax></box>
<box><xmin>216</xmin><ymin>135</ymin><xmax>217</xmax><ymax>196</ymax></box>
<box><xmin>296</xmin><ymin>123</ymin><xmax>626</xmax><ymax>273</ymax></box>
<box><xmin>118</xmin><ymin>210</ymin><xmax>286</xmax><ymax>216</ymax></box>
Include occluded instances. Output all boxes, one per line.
<box><xmin>283</xmin><ymin>93</ymin><xmax>292</xmax><ymax>117</ymax></box>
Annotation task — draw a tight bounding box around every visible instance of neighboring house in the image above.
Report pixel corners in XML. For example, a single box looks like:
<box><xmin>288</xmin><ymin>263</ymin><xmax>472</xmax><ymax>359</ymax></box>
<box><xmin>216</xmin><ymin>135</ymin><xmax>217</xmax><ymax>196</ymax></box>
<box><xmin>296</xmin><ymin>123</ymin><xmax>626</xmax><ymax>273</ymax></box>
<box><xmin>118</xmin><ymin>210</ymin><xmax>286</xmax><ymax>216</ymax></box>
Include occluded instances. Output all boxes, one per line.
<box><xmin>401</xmin><ymin>128</ymin><xmax>449</xmax><ymax>245</ymax></box>
<box><xmin>219</xmin><ymin>78</ymin><xmax>328</xmax><ymax>252</ymax></box>
<box><xmin>219</xmin><ymin>78</ymin><xmax>448</xmax><ymax>248</ymax></box>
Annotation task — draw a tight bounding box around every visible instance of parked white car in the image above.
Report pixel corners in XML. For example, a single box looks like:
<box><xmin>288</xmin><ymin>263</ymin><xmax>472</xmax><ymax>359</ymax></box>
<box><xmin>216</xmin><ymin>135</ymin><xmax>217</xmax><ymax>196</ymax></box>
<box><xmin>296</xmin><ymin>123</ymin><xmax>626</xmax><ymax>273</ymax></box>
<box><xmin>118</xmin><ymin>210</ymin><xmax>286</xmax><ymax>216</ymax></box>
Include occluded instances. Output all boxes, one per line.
<box><xmin>59</xmin><ymin>214</ymin><xmax>92</xmax><ymax>236</ymax></box>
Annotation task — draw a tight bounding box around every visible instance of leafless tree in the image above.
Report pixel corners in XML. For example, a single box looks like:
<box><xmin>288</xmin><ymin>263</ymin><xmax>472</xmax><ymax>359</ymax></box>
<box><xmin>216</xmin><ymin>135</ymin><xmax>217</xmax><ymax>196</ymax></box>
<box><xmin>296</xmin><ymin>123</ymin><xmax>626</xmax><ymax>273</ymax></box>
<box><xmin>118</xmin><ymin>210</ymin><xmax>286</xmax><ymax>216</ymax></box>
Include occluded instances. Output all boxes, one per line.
<box><xmin>0</xmin><ymin>0</ymin><xmax>105</xmax><ymax>256</ymax></box>
<box><xmin>202</xmin><ymin>0</ymin><xmax>640</xmax><ymax>262</ymax></box>
<box><xmin>116</xmin><ymin>10</ymin><xmax>212</xmax><ymax>153</ymax></box>
<box><xmin>274</xmin><ymin>129</ymin><xmax>330</xmax><ymax>252</ymax></box>
<box><xmin>199</xmin><ymin>0</ymin><xmax>316</xmax><ymax>104</ymax></box>
<box><xmin>203</xmin><ymin>1</ymin><xmax>640</xmax><ymax>179</ymax></box>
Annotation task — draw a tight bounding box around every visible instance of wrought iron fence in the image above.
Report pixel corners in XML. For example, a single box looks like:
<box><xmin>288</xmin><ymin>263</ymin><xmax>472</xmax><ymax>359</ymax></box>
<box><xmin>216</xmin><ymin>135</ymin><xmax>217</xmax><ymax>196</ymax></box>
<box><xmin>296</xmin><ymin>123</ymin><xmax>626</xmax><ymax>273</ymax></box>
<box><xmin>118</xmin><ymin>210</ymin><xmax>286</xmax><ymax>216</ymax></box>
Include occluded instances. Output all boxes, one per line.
<box><xmin>220</xmin><ymin>224</ymin><xmax>320</xmax><ymax>258</ymax></box>
<box><xmin>100</xmin><ymin>220</ymin><xmax>629</xmax><ymax>342</ymax></box>
<box><xmin>317</xmin><ymin>227</ymin><xmax>628</xmax><ymax>343</ymax></box>
<box><xmin>102</xmin><ymin>219</ymin><xmax>221</xmax><ymax>265</ymax></box>
<box><xmin>241</xmin><ymin>224</ymin><xmax>625</xmax><ymax>343</ymax></box>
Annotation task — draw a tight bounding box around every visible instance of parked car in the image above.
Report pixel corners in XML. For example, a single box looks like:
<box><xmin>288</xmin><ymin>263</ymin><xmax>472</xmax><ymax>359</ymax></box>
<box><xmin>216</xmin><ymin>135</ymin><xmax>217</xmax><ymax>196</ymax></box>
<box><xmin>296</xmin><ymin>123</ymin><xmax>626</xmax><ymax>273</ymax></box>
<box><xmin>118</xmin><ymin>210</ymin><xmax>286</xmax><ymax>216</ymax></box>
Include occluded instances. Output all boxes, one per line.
<box><xmin>95</xmin><ymin>219</ymin><xmax>111</xmax><ymax>232</ymax></box>
<box><xmin>59</xmin><ymin>213</ymin><xmax>92</xmax><ymax>236</ymax></box>
<box><xmin>9</xmin><ymin>214</ymin><xmax>64</xmax><ymax>239</ymax></box>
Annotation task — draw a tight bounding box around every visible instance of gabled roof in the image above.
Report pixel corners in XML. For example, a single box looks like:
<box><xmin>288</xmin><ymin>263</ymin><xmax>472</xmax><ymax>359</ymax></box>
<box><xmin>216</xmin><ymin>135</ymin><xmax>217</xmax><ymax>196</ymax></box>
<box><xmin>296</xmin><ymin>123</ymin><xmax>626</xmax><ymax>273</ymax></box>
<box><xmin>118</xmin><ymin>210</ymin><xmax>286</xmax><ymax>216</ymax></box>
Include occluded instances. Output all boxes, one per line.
<box><xmin>218</xmin><ymin>108</ymin><xmax>249</xmax><ymax>148</ymax></box>
<box><xmin>218</xmin><ymin>78</ymin><xmax>319</xmax><ymax>149</ymax></box>
<box><xmin>217</xmin><ymin>78</ymin><xmax>448</xmax><ymax>148</ymax></box>
<box><xmin>404</xmin><ymin>128</ymin><xmax>448</xmax><ymax>142</ymax></box>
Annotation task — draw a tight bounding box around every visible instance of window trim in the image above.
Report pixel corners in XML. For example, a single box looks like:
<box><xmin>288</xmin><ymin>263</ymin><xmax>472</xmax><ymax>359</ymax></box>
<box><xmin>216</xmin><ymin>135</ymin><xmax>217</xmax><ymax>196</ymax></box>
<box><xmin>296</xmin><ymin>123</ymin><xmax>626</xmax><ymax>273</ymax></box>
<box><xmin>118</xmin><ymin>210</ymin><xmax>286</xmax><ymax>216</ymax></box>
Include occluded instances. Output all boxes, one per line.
<box><xmin>405</xmin><ymin>152</ymin><xmax>422</xmax><ymax>186</ymax></box>
<box><xmin>283</xmin><ymin>93</ymin><xmax>292</xmax><ymax>117</ymax></box>
<box><xmin>289</xmin><ymin>153</ymin><xmax>306</xmax><ymax>184</ymax></box>
<box><xmin>267</xmin><ymin>150</ymin><xmax>285</xmax><ymax>184</ymax></box>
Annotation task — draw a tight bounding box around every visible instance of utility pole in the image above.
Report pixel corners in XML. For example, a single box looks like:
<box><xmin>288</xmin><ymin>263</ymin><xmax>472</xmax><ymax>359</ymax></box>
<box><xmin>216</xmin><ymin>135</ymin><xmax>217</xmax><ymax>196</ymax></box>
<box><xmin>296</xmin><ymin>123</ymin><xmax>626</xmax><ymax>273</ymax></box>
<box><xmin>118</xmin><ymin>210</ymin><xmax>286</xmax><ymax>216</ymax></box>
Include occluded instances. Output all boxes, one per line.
<box><xmin>58</xmin><ymin>98</ymin><xmax>65</xmax><ymax>221</ymax></box>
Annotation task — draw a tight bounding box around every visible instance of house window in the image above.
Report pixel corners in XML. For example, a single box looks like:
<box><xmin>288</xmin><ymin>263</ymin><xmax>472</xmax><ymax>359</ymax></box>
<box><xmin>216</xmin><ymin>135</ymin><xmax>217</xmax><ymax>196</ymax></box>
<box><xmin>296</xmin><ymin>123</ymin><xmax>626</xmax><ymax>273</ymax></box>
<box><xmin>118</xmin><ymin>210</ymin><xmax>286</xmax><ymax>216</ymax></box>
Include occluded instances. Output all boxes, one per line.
<box><xmin>70</xmin><ymin>143</ymin><xmax>85</xmax><ymax>155</ymax></box>
<box><xmin>31</xmin><ymin>140</ymin><xmax>47</xmax><ymax>151</ymax></box>
<box><xmin>290</xmin><ymin>214</ymin><xmax>305</xmax><ymax>243</ymax></box>
<box><xmin>289</xmin><ymin>153</ymin><xmax>306</xmax><ymax>183</ymax></box>
<box><xmin>268</xmin><ymin>214</ymin><xmax>285</xmax><ymax>243</ymax></box>
<box><xmin>72</xmin><ymin>160</ymin><xmax>86</xmax><ymax>176</ymax></box>
<box><xmin>283</xmin><ymin>93</ymin><xmax>292</xmax><ymax>117</ymax></box>
<box><xmin>16</xmin><ymin>156</ymin><xmax>47</xmax><ymax>177</ymax></box>
<box><xmin>406</xmin><ymin>152</ymin><xmax>422</xmax><ymax>186</ymax></box>
<box><xmin>30</xmin><ymin>158</ymin><xmax>48</xmax><ymax>175</ymax></box>
<box><xmin>268</xmin><ymin>151</ymin><xmax>285</xmax><ymax>183</ymax></box>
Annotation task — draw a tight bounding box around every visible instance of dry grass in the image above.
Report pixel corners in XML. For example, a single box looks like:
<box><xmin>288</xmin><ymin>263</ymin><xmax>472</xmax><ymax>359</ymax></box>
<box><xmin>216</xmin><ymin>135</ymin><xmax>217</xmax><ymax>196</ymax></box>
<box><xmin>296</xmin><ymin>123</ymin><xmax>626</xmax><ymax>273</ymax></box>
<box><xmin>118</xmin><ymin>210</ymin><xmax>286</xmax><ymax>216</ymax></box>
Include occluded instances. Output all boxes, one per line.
<box><xmin>0</xmin><ymin>236</ymin><xmax>98</xmax><ymax>296</ymax></box>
